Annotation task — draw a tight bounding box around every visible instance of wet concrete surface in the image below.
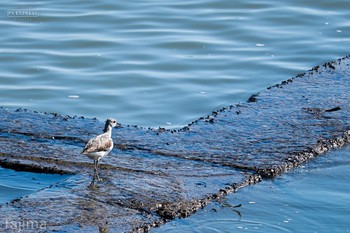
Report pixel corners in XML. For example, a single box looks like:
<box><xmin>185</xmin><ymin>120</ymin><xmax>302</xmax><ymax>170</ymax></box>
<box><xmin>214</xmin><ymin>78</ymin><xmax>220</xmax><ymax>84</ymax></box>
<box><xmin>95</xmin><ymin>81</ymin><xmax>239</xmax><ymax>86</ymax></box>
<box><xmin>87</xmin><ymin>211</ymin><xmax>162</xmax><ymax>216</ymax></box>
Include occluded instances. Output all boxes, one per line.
<box><xmin>0</xmin><ymin>56</ymin><xmax>349</xmax><ymax>232</ymax></box>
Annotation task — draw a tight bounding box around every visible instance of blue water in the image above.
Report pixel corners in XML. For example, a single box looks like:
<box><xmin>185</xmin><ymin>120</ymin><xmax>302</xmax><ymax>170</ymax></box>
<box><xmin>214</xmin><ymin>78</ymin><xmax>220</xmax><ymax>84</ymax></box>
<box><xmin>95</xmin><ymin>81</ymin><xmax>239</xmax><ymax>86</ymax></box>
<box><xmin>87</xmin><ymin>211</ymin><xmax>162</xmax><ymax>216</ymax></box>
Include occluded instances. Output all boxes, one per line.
<box><xmin>0</xmin><ymin>0</ymin><xmax>350</xmax><ymax>231</ymax></box>
<box><xmin>0</xmin><ymin>0</ymin><xmax>349</xmax><ymax>128</ymax></box>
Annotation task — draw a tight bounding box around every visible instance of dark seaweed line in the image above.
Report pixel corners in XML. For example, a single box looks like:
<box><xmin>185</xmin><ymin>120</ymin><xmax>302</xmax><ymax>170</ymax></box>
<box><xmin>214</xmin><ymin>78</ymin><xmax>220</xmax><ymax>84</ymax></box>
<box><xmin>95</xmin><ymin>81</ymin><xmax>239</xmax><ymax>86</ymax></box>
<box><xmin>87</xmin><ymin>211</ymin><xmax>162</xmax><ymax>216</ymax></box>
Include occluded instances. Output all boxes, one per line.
<box><xmin>257</xmin><ymin>130</ymin><xmax>350</xmax><ymax>177</ymax></box>
<box><xmin>132</xmin><ymin>131</ymin><xmax>350</xmax><ymax>232</ymax></box>
<box><xmin>133</xmin><ymin>173</ymin><xmax>262</xmax><ymax>232</ymax></box>
<box><xmin>133</xmin><ymin>56</ymin><xmax>350</xmax><ymax>231</ymax></box>
<box><xmin>0</xmin><ymin>152</ymin><xmax>166</xmax><ymax>176</ymax></box>
<box><xmin>141</xmin><ymin>55</ymin><xmax>350</xmax><ymax>133</ymax></box>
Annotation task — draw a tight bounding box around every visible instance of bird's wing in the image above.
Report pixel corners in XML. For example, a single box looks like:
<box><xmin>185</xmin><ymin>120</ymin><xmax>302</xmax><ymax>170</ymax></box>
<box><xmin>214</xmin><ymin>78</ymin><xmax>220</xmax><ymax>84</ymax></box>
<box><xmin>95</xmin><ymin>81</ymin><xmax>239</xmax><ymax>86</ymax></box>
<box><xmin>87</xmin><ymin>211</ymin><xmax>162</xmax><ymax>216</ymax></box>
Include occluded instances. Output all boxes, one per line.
<box><xmin>81</xmin><ymin>134</ymin><xmax>113</xmax><ymax>154</ymax></box>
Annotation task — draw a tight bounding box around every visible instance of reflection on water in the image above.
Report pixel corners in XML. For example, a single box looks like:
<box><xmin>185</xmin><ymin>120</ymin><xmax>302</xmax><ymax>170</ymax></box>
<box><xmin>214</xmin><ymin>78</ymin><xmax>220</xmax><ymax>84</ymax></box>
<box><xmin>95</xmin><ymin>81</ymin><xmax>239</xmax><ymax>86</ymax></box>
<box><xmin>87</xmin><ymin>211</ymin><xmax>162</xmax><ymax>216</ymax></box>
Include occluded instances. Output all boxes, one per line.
<box><xmin>0</xmin><ymin>0</ymin><xmax>349</xmax><ymax>128</ymax></box>
<box><xmin>152</xmin><ymin>148</ymin><xmax>350</xmax><ymax>233</ymax></box>
<box><xmin>0</xmin><ymin>167</ymin><xmax>68</xmax><ymax>204</ymax></box>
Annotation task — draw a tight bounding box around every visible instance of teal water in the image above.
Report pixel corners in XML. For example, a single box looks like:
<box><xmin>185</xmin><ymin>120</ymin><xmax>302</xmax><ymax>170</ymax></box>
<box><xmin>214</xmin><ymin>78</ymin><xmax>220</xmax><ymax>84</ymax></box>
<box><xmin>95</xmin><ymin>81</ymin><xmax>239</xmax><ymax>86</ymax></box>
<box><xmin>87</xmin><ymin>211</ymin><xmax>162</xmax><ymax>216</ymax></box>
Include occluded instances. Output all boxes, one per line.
<box><xmin>153</xmin><ymin>148</ymin><xmax>350</xmax><ymax>233</ymax></box>
<box><xmin>0</xmin><ymin>0</ymin><xmax>349</xmax><ymax>128</ymax></box>
<box><xmin>0</xmin><ymin>0</ymin><xmax>350</xmax><ymax>231</ymax></box>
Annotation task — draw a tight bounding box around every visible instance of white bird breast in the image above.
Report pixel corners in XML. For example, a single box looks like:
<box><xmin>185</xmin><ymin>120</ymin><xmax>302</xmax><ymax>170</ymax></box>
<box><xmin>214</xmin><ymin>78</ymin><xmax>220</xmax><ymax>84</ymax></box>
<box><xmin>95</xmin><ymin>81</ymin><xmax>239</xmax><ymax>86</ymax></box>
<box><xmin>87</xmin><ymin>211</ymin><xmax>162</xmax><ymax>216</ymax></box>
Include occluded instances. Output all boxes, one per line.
<box><xmin>85</xmin><ymin>149</ymin><xmax>112</xmax><ymax>161</ymax></box>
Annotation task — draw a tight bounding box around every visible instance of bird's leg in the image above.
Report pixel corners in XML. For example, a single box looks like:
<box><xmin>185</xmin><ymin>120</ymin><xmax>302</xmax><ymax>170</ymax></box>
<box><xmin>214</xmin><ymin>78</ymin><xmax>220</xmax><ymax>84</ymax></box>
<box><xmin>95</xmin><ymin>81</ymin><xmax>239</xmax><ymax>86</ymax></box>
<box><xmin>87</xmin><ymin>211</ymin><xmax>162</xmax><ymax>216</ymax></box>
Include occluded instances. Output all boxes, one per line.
<box><xmin>93</xmin><ymin>160</ymin><xmax>98</xmax><ymax>180</ymax></box>
<box><xmin>95</xmin><ymin>159</ymin><xmax>102</xmax><ymax>181</ymax></box>
<box><xmin>88</xmin><ymin>161</ymin><xmax>97</xmax><ymax>189</ymax></box>
<box><xmin>88</xmin><ymin>160</ymin><xmax>102</xmax><ymax>189</ymax></box>
<box><xmin>88</xmin><ymin>178</ymin><xmax>95</xmax><ymax>189</ymax></box>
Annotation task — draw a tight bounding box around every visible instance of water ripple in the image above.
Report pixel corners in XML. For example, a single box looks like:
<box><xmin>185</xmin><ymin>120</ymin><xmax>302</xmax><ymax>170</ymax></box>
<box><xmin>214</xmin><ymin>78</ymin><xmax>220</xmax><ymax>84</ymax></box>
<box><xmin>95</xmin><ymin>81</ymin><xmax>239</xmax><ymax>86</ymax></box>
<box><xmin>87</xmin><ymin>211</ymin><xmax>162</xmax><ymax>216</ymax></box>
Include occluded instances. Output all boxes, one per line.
<box><xmin>0</xmin><ymin>0</ymin><xmax>349</xmax><ymax>127</ymax></box>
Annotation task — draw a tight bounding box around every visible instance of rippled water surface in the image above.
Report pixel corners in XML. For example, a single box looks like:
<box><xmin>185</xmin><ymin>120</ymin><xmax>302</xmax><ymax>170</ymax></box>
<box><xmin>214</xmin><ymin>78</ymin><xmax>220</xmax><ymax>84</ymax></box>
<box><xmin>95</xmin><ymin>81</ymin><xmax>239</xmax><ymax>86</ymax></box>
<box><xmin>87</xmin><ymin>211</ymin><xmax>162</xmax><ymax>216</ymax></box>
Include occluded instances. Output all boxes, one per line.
<box><xmin>153</xmin><ymin>148</ymin><xmax>350</xmax><ymax>233</ymax></box>
<box><xmin>0</xmin><ymin>0</ymin><xmax>349</xmax><ymax>127</ymax></box>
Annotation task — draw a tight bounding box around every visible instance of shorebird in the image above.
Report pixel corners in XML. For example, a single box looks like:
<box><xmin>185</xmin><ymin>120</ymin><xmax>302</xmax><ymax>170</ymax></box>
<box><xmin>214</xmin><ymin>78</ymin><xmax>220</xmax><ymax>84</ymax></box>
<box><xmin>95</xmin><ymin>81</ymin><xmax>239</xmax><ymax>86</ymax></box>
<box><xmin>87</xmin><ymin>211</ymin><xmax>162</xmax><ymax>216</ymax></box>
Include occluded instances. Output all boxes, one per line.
<box><xmin>81</xmin><ymin>118</ymin><xmax>117</xmax><ymax>187</ymax></box>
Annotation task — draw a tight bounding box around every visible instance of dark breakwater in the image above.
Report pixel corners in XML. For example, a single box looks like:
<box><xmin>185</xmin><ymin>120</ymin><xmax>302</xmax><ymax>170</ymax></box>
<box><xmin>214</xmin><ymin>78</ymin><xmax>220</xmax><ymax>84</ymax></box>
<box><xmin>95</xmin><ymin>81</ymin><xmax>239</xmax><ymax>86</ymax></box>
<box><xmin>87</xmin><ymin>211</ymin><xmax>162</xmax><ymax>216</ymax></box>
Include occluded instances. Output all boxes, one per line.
<box><xmin>0</xmin><ymin>56</ymin><xmax>349</xmax><ymax>232</ymax></box>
